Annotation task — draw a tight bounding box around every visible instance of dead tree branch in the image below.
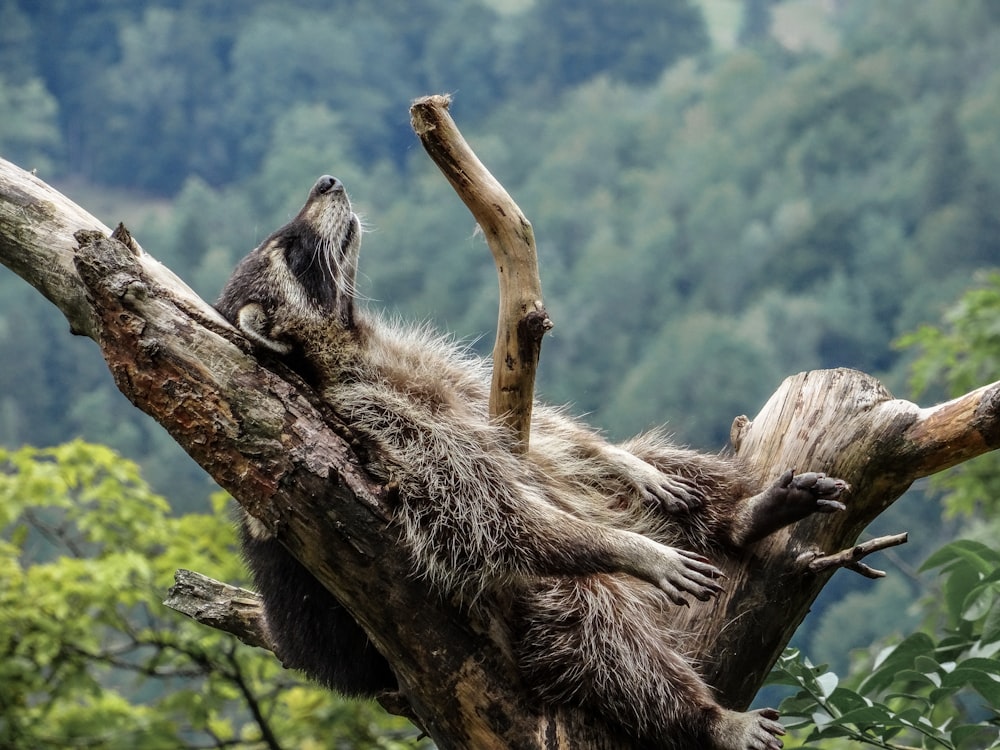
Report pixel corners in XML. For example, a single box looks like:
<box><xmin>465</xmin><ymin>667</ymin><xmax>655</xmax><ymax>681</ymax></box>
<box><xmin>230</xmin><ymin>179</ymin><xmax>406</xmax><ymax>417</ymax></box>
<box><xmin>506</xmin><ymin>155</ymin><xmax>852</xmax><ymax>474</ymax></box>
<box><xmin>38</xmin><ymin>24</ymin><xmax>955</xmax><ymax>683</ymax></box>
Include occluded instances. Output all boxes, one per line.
<box><xmin>410</xmin><ymin>94</ymin><xmax>551</xmax><ymax>451</ymax></box>
<box><xmin>165</xmin><ymin>569</ymin><xmax>272</xmax><ymax>651</ymax></box>
<box><xmin>904</xmin><ymin>381</ymin><xmax>1000</xmax><ymax>478</ymax></box>
<box><xmin>799</xmin><ymin>532</ymin><xmax>910</xmax><ymax>579</ymax></box>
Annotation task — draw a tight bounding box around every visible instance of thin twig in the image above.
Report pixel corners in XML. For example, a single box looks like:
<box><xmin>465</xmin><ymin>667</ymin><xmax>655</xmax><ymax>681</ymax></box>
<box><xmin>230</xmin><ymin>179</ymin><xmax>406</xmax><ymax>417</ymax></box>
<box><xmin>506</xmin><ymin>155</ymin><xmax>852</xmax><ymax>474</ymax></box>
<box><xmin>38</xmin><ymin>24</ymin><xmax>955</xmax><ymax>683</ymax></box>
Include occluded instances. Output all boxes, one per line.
<box><xmin>801</xmin><ymin>533</ymin><xmax>909</xmax><ymax>578</ymax></box>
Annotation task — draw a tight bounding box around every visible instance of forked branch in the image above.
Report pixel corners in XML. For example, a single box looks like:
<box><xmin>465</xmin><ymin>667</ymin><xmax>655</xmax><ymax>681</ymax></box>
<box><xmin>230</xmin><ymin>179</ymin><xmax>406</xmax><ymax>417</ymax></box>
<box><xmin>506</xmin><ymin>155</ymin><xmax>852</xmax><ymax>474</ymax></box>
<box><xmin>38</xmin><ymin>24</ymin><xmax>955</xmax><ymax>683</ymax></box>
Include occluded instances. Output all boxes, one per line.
<box><xmin>799</xmin><ymin>532</ymin><xmax>910</xmax><ymax>579</ymax></box>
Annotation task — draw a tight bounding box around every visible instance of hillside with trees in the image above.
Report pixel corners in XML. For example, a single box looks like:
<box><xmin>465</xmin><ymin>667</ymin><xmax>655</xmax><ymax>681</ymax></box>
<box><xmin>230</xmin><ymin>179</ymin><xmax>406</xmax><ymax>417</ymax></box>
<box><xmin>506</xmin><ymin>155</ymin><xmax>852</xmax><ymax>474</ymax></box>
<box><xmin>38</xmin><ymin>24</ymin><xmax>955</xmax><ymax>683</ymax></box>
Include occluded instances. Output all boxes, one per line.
<box><xmin>2</xmin><ymin>0</ymin><xmax>999</xmax><ymax>746</ymax></box>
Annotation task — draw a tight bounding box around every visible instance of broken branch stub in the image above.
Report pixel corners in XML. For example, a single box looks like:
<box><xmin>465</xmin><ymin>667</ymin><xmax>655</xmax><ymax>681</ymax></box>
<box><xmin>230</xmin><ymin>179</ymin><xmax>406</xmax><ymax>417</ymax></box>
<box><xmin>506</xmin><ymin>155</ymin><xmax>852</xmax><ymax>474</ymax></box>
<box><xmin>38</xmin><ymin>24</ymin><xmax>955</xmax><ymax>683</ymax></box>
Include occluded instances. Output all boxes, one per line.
<box><xmin>410</xmin><ymin>94</ymin><xmax>552</xmax><ymax>452</ymax></box>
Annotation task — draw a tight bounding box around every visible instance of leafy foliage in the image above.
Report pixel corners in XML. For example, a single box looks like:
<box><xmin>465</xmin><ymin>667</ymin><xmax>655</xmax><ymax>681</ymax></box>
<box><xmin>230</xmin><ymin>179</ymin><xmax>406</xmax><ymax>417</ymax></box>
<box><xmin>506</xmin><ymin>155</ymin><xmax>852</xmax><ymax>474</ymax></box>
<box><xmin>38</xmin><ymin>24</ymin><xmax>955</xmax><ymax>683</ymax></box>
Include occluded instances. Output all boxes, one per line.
<box><xmin>0</xmin><ymin>441</ymin><xmax>428</xmax><ymax>749</ymax></box>
<box><xmin>513</xmin><ymin>0</ymin><xmax>708</xmax><ymax>88</ymax></box>
<box><xmin>899</xmin><ymin>272</ymin><xmax>1000</xmax><ymax>401</ymax></box>
<box><xmin>769</xmin><ymin>540</ymin><xmax>1000</xmax><ymax>749</ymax></box>
<box><xmin>897</xmin><ymin>273</ymin><xmax>1000</xmax><ymax>517</ymax></box>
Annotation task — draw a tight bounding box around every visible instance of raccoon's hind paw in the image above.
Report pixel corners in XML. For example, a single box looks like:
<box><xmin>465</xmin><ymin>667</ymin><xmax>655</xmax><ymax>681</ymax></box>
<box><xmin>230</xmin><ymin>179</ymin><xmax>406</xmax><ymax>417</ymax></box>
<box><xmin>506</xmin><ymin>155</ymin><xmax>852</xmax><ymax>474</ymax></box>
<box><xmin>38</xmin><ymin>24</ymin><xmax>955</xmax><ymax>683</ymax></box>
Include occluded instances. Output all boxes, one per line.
<box><xmin>776</xmin><ymin>469</ymin><xmax>849</xmax><ymax>515</ymax></box>
<box><xmin>712</xmin><ymin>707</ymin><xmax>785</xmax><ymax>750</ymax></box>
<box><xmin>737</xmin><ymin>469</ymin><xmax>850</xmax><ymax>545</ymax></box>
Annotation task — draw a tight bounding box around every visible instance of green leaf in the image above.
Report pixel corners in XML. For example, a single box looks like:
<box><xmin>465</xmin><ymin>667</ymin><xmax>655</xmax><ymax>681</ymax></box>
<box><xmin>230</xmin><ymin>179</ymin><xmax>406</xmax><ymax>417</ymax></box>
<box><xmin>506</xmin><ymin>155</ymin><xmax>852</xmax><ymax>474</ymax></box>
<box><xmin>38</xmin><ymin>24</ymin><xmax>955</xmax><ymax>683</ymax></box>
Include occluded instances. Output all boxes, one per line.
<box><xmin>952</xmin><ymin>724</ymin><xmax>1000</xmax><ymax>749</ymax></box>
<box><xmin>920</xmin><ymin>539</ymin><xmax>1000</xmax><ymax>575</ymax></box>
<box><xmin>862</xmin><ymin>633</ymin><xmax>935</xmax><ymax>693</ymax></box>
<box><xmin>815</xmin><ymin>670</ymin><xmax>838</xmax><ymax>698</ymax></box>
<box><xmin>964</xmin><ymin>583</ymin><xmax>1000</xmax><ymax>621</ymax></box>
<box><xmin>943</xmin><ymin>564</ymin><xmax>987</xmax><ymax>624</ymax></box>
<box><xmin>983</xmin><ymin>597</ymin><xmax>1000</xmax><ymax>644</ymax></box>
<box><xmin>824</xmin><ymin>686</ymin><xmax>873</xmax><ymax>714</ymax></box>
<box><xmin>826</xmin><ymin>704</ymin><xmax>897</xmax><ymax>728</ymax></box>
<box><xmin>942</xmin><ymin>659</ymin><xmax>1000</xmax><ymax>704</ymax></box>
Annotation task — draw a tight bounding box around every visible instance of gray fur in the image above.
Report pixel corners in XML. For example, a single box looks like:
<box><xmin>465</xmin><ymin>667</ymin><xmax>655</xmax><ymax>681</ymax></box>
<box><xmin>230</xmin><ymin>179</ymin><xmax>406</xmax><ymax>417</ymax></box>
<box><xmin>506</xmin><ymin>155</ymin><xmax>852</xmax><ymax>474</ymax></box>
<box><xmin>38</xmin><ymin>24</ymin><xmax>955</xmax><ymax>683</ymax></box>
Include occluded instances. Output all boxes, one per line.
<box><xmin>218</xmin><ymin>175</ymin><xmax>847</xmax><ymax>749</ymax></box>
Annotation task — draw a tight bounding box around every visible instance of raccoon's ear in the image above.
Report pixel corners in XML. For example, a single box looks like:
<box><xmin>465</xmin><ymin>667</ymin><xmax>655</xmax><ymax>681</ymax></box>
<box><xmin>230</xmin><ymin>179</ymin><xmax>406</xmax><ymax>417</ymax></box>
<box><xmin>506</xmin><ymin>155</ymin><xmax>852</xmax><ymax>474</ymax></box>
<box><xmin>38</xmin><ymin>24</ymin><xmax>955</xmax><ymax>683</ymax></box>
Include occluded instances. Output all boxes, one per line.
<box><xmin>237</xmin><ymin>302</ymin><xmax>292</xmax><ymax>354</ymax></box>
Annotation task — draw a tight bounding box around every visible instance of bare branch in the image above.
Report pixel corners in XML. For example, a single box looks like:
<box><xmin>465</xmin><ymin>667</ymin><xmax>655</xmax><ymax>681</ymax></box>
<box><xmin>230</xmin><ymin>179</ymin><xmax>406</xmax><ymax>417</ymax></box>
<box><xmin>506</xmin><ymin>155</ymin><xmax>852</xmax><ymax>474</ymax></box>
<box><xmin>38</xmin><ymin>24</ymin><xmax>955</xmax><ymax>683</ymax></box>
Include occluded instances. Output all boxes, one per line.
<box><xmin>0</xmin><ymin>158</ymin><xmax>104</xmax><ymax>338</ymax></box>
<box><xmin>799</xmin><ymin>533</ymin><xmax>910</xmax><ymax>579</ymax></box>
<box><xmin>0</xmin><ymin>157</ymin><xmax>230</xmax><ymax>344</ymax></box>
<box><xmin>904</xmin><ymin>380</ymin><xmax>1000</xmax><ymax>478</ymax></box>
<box><xmin>164</xmin><ymin>569</ymin><xmax>273</xmax><ymax>651</ymax></box>
<box><xmin>410</xmin><ymin>94</ymin><xmax>551</xmax><ymax>451</ymax></box>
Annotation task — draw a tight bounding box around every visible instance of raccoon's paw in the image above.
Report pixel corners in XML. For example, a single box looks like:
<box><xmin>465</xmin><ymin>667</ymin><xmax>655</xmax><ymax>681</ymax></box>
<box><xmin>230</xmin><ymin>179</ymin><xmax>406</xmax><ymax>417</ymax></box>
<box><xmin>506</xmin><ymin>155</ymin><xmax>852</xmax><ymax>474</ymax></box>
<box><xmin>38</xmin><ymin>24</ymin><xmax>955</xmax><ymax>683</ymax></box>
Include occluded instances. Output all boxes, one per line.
<box><xmin>630</xmin><ymin>462</ymin><xmax>705</xmax><ymax>513</ymax></box>
<box><xmin>649</xmin><ymin>546</ymin><xmax>725</xmax><ymax>606</ymax></box>
<box><xmin>733</xmin><ymin>469</ymin><xmax>851</xmax><ymax>545</ymax></box>
<box><xmin>712</xmin><ymin>708</ymin><xmax>785</xmax><ymax>750</ymax></box>
<box><xmin>773</xmin><ymin>469</ymin><xmax>849</xmax><ymax>516</ymax></box>
<box><xmin>738</xmin><ymin>470</ymin><xmax>850</xmax><ymax>545</ymax></box>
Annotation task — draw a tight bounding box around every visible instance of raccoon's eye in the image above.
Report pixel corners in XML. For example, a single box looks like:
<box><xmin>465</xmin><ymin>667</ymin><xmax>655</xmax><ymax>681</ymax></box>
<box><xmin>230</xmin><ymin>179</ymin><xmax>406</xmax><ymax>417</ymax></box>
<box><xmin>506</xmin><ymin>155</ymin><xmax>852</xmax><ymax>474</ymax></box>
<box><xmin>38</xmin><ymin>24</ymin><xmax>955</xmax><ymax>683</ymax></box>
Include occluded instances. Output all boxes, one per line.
<box><xmin>316</xmin><ymin>175</ymin><xmax>342</xmax><ymax>195</ymax></box>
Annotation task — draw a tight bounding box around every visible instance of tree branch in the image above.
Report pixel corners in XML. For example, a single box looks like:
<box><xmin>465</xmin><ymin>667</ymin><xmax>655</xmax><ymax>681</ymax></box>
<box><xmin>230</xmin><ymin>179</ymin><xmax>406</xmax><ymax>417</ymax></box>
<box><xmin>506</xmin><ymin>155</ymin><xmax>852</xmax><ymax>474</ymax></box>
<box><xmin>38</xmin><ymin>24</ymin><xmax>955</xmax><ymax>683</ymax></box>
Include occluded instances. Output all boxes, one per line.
<box><xmin>0</xmin><ymin>160</ymin><xmax>104</xmax><ymax>339</ymax></box>
<box><xmin>904</xmin><ymin>380</ymin><xmax>1000</xmax><ymax>478</ymax></box>
<box><xmin>410</xmin><ymin>94</ymin><xmax>551</xmax><ymax>451</ymax></box>
<box><xmin>0</xmin><ymin>157</ymin><xmax>231</xmax><ymax>343</ymax></box>
<box><xmin>164</xmin><ymin>569</ymin><xmax>272</xmax><ymax>651</ymax></box>
<box><xmin>799</xmin><ymin>532</ymin><xmax>910</xmax><ymax>579</ymax></box>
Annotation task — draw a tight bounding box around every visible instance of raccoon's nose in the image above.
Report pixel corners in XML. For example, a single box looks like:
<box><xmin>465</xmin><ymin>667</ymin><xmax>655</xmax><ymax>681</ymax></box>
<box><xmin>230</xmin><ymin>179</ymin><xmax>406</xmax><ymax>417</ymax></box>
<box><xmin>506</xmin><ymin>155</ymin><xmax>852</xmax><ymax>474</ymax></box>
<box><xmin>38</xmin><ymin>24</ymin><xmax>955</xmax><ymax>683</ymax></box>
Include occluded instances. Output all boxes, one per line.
<box><xmin>316</xmin><ymin>175</ymin><xmax>343</xmax><ymax>195</ymax></box>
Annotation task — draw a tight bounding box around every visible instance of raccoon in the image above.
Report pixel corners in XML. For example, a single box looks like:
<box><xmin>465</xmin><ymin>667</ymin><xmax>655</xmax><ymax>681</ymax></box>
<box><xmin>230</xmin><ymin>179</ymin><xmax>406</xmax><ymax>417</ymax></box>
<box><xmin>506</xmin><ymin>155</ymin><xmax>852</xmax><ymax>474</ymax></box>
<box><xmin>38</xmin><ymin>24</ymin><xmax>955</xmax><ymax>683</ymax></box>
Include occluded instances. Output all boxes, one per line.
<box><xmin>216</xmin><ymin>175</ymin><xmax>846</xmax><ymax>748</ymax></box>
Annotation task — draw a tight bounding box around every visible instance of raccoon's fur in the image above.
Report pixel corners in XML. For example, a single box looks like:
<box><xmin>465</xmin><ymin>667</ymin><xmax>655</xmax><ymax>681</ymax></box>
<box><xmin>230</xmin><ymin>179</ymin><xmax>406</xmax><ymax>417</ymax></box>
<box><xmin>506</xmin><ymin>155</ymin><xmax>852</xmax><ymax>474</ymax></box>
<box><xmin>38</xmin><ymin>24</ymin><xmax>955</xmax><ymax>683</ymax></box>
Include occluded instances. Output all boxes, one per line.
<box><xmin>216</xmin><ymin>175</ymin><xmax>847</xmax><ymax>749</ymax></box>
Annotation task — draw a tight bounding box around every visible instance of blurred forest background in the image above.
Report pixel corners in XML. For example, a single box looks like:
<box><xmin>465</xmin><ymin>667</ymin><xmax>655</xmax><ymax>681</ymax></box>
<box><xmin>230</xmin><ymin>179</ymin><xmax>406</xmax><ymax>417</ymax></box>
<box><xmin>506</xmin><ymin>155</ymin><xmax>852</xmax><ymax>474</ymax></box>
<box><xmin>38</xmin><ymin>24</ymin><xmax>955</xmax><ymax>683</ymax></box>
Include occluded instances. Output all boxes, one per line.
<box><xmin>2</xmin><ymin>0</ymin><xmax>1000</xmax><ymax>746</ymax></box>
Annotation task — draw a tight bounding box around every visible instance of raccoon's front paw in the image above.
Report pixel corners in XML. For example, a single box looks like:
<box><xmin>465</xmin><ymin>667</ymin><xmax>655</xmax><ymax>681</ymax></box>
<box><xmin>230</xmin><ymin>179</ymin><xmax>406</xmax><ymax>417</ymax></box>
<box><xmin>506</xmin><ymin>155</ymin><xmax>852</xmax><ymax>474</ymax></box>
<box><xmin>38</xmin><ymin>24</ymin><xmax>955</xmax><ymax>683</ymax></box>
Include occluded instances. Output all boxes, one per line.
<box><xmin>650</xmin><ymin>547</ymin><xmax>725</xmax><ymax>607</ymax></box>
<box><xmin>631</xmin><ymin>464</ymin><xmax>705</xmax><ymax>513</ymax></box>
<box><xmin>236</xmin><ymin>302</ymin><xmax>292</xmax><ymax>355</ymax></box>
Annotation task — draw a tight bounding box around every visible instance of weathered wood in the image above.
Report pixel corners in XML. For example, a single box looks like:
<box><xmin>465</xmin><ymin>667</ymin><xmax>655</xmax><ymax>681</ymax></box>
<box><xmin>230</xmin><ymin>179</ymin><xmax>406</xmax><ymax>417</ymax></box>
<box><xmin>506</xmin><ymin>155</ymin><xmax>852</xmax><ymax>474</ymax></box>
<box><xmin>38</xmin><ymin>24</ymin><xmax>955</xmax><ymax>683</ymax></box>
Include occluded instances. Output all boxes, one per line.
<box><xmin>164</xmin><ymin>569</ymin><xmax>273</xmax><ymax>651</ymax></box>
<box><xmin>410</xmin><ymin>94</ymin><xmax>552</xmax><ymax>452</ymax></box>
<box><xmin>804</xmin><ymin>532</ymin><xmax>910</xmax><ymax>578</ymax></box>
<box><xmin>0</xmin><ymin>161</ymin><xmax>104</xmax><ymax>338</ymax></box>
<box><xmin>905</xmin><ymin>381</ymin><xmax>1000</xmax><ymax>477</ymax></box>
<box><xmin>662</xmin><ymin>367</ymin><xmax>1000</xmax><ymax>706</ymax></box>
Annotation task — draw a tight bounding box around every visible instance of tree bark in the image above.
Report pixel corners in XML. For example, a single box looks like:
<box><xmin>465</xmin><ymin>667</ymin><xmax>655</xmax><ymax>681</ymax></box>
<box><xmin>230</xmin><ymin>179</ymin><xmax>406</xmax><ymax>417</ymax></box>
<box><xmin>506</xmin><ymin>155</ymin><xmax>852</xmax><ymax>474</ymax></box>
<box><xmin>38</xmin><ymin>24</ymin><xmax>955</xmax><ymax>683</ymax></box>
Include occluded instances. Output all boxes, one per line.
<box><xmin>2</xmin><ymin>109</ymin><xmax>999</xmax><ymax>748</ymax></box>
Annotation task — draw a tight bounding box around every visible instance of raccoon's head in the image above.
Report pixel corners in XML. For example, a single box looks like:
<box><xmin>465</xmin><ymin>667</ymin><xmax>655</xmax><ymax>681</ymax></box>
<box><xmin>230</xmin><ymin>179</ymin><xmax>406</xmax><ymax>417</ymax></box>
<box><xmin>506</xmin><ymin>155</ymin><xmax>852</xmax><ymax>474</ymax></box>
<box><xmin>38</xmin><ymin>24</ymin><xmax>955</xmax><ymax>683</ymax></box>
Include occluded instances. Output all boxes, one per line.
<box><xmin>217</xmin><ymin>175</ymin><xmax>362</xmax><ymax>354</ymax></box>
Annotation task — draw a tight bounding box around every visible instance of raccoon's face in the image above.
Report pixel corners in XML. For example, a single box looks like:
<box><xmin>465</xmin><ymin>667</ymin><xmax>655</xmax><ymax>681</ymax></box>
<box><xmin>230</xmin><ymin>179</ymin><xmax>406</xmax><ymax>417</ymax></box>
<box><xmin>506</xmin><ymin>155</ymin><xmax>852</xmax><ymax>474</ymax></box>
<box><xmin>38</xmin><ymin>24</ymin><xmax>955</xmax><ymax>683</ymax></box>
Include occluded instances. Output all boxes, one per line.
<box><xmin>216</xmin><ymin>176</ymin><xmax>363</xmax><ymax>355</ymax></box>
<box><xmin>283</xmin><ymin>175</ymin><xmax>362</xmax><ymax>329</ymax></box>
